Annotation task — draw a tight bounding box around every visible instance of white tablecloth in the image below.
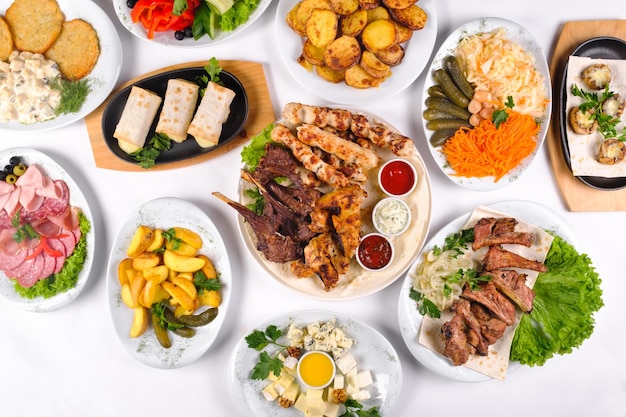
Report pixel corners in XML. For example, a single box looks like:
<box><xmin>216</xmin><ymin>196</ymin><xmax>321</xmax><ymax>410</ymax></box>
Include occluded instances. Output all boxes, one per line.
<box><xmin>1</xmin><ymin>1</ymin><xmax>624</xmax><ymax>416</ymax></box>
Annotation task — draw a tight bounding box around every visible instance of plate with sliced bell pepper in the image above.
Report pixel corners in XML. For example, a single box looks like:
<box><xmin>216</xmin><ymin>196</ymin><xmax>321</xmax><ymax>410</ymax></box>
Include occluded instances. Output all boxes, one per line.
<box><xmin>113</xmin><ymin>0</ymin><xmax>273</xmax><ymax>47</ymax></box>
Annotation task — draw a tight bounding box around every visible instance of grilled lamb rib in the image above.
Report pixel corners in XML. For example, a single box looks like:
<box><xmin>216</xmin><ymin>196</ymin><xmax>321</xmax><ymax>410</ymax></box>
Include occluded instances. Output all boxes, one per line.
<box><xmin>472</xmin><ymin>217</ymin><xmax>535</xmax><ymax>250</ymax></box>
<box><xmin>483</xmin><ymin>245</ymin><xmax>547</xmax><ymax>272</ymax></box>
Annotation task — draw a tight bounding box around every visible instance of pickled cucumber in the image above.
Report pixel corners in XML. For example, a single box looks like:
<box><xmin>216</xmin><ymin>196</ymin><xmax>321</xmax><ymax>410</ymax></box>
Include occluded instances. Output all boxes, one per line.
<box><xmin>173</xmin><ymin>327</ymin><xmax>196</xmax><ymax>338</ymax></box>
<box><xmin>177</xmin><ymin>307</ymin><xmax>218</xmax><ymax>327</ymax></box>
<box><xmin>426</xmin><ymin>119</ymin><xmax>472</xmax><ymax>131</ymax></box>
<box><xmin>444</xmin><ymin>55</ymin><xmax>474</xmax><ymax>100</ymax></box>
<box><xmin>424</xmin><ymin>97</ymin><xmax>471</xmax><ymax>120</ymax></box>
<box><xmin>429</xmin><ymin>128</ymin><xmax>457</xmax><ymax>147</ymax></box>
<box><xmin>423</xmin><ymin>108</ymin><xmax>462</xmax><ymax>121</ymax></box>
<box><xmin>427</xmin><ymin>85</ymin><xmax>447</xmax><ymax>98</ymax></box>
<box><xmin>433</xmin><ymin>68</ymin><xmax>469</xmax><ymax>108</ymax></box>
<box><xmin>152</xmin><ymin>311</ymin><xmax>172</xmax><ymax>349</ymax></box>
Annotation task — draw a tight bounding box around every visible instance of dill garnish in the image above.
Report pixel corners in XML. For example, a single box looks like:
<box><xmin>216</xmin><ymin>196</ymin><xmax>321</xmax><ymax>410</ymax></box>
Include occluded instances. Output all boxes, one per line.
<box><xmin>51</xmin><ymin>76</ymin><xmax>92</xmax><ymax>115</ymax></box>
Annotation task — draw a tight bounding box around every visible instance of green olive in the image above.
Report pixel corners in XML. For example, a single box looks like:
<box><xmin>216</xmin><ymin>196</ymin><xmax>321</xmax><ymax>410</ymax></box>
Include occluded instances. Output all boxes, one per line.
<box><xmin>177</xmin><ymin>307</ymin><xmax>218</xmax><ymax>327</ymax></box>
<box><xmin>12</xmin><ymin>164</ymin><xmax>26</xmax><ymax>176</ymax></box>
<box><xmin>5</xmin><ymin>174</ymin><xmax>17</xmax><ymax>184</ymax></box>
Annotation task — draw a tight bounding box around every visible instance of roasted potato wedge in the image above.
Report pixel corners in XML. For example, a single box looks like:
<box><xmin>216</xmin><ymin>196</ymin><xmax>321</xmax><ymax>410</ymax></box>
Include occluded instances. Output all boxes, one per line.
<box><xmin>297</xmin><ymin>0</ymin><xmax>332</xmax><ymax>25</ymax></box>
<box><xmin>362</xmin><ymin>19</ymin><xmax>396</xmax><ymax>51</ymax></box>
<box><xmin>198</xmin><ymin>255</ymin><xmax>218</xmax><ymax>279</ymax></box>
<box><xmin>340</xmin><ymin>9</ymin><xmax>368</xmax><ymax>36</ymax></box>
<box><xmin>394</xmin><ymin>21</ymin><xmax>413</xmax><ymax>43</ymax></box>
<box><xmin>127</xmin><ymin>225</ymin><xmax>153</xmax><ymax>257</ymax></box>
<box><xmin>298</xmin><ymin>54</ymin><xmax>315</xmax><ymax>71</ymax></box>
<box><xmin>376</xmin><ymin>42</ymin><xmax>405</xmax><ymax>65</ymax></box>
<box><xmin>330</xmin><ymin>0</ymin><xmax>359</xmax><ymax>15</ymax></box>
<box><xmin>388</xmin><ymin>3</ymin><xmax>427</xmax><ymax>30</ymax></box>
<box><xmin>129</xmin><ymin>306</ymin><xmax>149</xmax><ymax>338</ymax></box>
<box><xmin>360</xmin><ymin>50</ymin><xmax>391</xmax><ymax>78</ymax></box>
<box><xmin>324</xmin><ymin>35</ymin><xmax>362</xmax><ymax>71</ymax></box>
<box><xmin>286</xmin><ymin>3</ymin><xmax>307</xmax><ymax>36</ymax></box>
<box><xmin>306</xmin><ymin>9</ymin><xmax>338</xmax><ymax>48</ymax></box>
<box><xmin>315</xmin><ymin>64</ymin><xmax>346</xmax><ymax>83</ymax></box>
<box><xmin>345</xmin><ymin>64</ymin><xmax>384</xmax><ymax>88</ymax></box>
<box><xmin>382</xmin><ymin>0</ymin><xmax>416</xmax><ymax>8</ymax></box>
<box><xmin>358</xmin><ymin>0</ymin><xmax>381</xmax><ymax>9</ymax></box>
<box><xmin>303</xmin><ymin>38</ymin><xmax>326</xmax><ymax>65</ymax></box>
<box><xmin>131</xmin><ymin>252</ymin><xmax>160</xmax><ymax>271</ymax></box>
<box><xmin>172</xmin><ymin>227</ymin><xmax>203</xmax><ymax>249</ymax></box>
<box><xmin>163</xmin><ymin>250</ymin><xmax>206</xmax><ymax>273</ymax></box>
<box><xmin>366</xmin><ymin>5</ymin><xmax>390</xmax><ymax>21</ymax></box>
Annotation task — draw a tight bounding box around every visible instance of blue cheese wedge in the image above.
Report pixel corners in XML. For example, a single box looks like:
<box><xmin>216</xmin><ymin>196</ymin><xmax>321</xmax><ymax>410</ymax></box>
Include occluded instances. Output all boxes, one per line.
<box><xmin>113</xmin><ymin>86</ymin><xmax>162</xmax><ymax>153</ymax></box>
<box><xmin>155</xmin><ymin>78</ymin><xmax>199</xmax><ymax>143</ymax></box>
<box><xmin>187</xmin><ymin>81</ymin><xmax>235</xmax><ymax>148</ymax></box>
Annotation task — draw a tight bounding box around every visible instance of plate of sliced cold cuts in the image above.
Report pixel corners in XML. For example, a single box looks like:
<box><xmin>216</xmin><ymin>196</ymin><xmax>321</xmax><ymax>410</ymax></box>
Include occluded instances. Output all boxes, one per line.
<box><xmin>398</xmin><ymin>200</ymin><xmax>603</xmax><ymax>381</ymax></box>
<box><xmin>0</xmin><ymin>147</ymin><xmax>94</xmax><ymax>312</ymax></box>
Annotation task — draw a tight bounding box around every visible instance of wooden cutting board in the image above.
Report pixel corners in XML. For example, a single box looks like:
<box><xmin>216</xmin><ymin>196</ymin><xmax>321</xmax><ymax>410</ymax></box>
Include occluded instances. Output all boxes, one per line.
<box><xmin>85</xmin><ymin>60</ymin><xmax>275</xmax><ymax>172</ymax></box>
<box><xmin>547</xmin><ymin>20</ymin><xmax>626</xmax><ymax>211</ymax></box>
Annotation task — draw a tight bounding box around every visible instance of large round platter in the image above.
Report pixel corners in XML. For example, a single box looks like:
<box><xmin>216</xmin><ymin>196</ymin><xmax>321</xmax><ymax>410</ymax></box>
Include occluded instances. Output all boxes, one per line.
<box><xmin>397</xmin><ymin>200</ymin><xmax>579</xmax><ymax>382</ymax></box>
<box><xmin>275</xmin><ymin>0</ymin><xmax>437</xmax><ymax>105</ymax></box>
<box><xmin>0</xmin><ymin>0</ymin><xmax>122</xmax><ymax>133</ymax></box>
<box><xmin>0</xmin><ymin>147</ymin><xmax>95</xmax><ymax>312</ymax></box>
<box><xmin>101</xmin><ymin>66</ymin><xmax>248</xmax><ymax>166</ymax></box>
<box><xmin>229</xmin><ymin>310</ymin><xmax>402</xmax><ymax>416</ymax></box>
<box><xmin>423</xmin><ymin>17</ymin><xmax>552</xmax><ymax>191</ymax></box>
<box><xmin>106</xmin><ymin>197</ymin><xmax>232</xmax><ymax>368</ymax></box>
<box><xmin>112</xmin><ymin>0</ymin><xmax>273</xmax><ymax>48</ymax></box>
<box><xmin>237</xmin><ymin>112</ymin><xmax>432</xmax><ymax>301</ymax></box>
<box><xmin>558</xmin><ymin>36</ymin><xmax>626</xmax><ymax>191</ymax></box>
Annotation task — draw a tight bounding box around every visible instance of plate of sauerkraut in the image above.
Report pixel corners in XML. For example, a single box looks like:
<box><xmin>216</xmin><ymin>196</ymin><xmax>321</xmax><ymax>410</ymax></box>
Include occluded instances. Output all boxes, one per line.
<box><xmin>422</xmin><ymin>17</ymin><xmax>552</xmax><ymax>191</ymax></box>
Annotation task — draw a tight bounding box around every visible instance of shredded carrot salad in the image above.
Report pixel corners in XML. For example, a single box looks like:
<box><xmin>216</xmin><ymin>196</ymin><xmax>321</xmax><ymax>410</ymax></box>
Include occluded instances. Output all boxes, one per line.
<box><xmin>441</xmin><ymin>110</ymin><xmax>540</xmax><ymax>182</ymax></box>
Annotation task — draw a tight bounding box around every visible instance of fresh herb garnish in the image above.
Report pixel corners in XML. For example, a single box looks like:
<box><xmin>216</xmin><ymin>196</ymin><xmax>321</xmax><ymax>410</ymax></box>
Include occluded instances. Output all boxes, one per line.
<box><xmin>131</xmin><ymin>133</ymin><xmax>172</xmax><ymax>169</ymax></box>
<box><xmin>409</xmin><ymin>288</ymin><xmax>441</xmax><ymax>318</ymax></box>
<box><xmin>244</xmin><ymin>187</ymin><xmax>264</xmax><ymax>215</ymax></box>
<box><xmin>151</xmin><ymin>301</ymin><xmax>184</xmax><ymax>331</ymax></box>
<box><xmin>492</xmin><ymin>95</ymin><xmax>515</xmax><ymax>129</ymax></box>
<box><xmin>11</xmin><ymin>211</ymin><xmax>38</xmax><ymax>243</ymax></box>
<box><xmin>245</xmin><ymin>325</ymin><xmax>290</xmax><ymax>380</ymax></box>
<box><xmin>193</xmin><ymin>270</ymin><xmax>221</xmax><ymax>293</ymax></box>
<box><xmin>172</xmin><ymin>0</ymin><xmax>189</xmax><ymax>15</ymax></box>
<box><xmin>50</xmin><ymin>76</ymin><xmax>91</xmax><ymax>116</ymax></box>
<box><xmin>432</xmin><ymin>227</ymin><xmax>474</xmax><ymax>257</ymax></box>
<box><xmin>196</xmin><ymin>57</ymin><xmax>224</xmax><ymax>93</ymax></box>
<box><xmin>339</xmin><ymin>399</ymin><xmax>381</xmax><ymax>417</ymax></box>
<box><xmin>571</xmin><ymin>83</ymin><xmax>626</xmax><ymax>141</ymax></box>
<box><xmin>161</xmin><ymin>228</ymin><xmax>182</xmax><ymax>250</ymax></box>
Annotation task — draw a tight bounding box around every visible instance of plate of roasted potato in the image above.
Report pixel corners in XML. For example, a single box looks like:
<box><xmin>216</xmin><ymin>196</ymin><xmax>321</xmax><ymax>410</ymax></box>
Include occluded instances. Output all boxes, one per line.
<box><xmin>106</xmin><ymin>197</ymin><xmax>232</xmax><ymax>368</ymax></box>
<box><xmin>275</xmin><ymin>0</ymin><xmax>437</xmax><ymax>105</ymax></box>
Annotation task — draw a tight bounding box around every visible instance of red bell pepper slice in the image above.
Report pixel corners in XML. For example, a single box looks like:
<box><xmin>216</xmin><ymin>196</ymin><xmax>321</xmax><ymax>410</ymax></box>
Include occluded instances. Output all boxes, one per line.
<box><xmin>130</xmin><ymin>0</ymin><xmax>201</xmax><ymax>39</ymax></box>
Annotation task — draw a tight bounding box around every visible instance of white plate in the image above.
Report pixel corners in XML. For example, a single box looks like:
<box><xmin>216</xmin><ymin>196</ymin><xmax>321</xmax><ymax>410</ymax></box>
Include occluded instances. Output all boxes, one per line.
<box><xmin>423</xmin><ymin>17</ymin><xmax>552</xmax><ymax>191</ymax></box>
<box><xmin>236</xmin><ymin>112</ymin><xmax>432</xmax><ymax>301</ymax></box>
<box><xmin>0</xmin><ymin>0</ymin><xmax>122</xmax><ymax>133</ymax></box>
<box><xmin>106</xmin><ymin>197</ymin><xmax>232</xmax><ymax>368</ymax></box>
<box><xmin>113</xmin><ymin>0</ymin><xmax>273</xmax><ymax>48</ymax></box>
<box><xmin>229</xmin><ymin>310</ymin><xmax>402</xmax><ymax>416</ymax></box>
<box><xmin>274</xmin><ymin>0</ymin><xmax>438</xmax><ymax>105</ymax></box>
<box><xmin>397</xmin><ymin>200</ymin><xmax>579</xmax><ymax>382</ymax></box>
<box><xmin>0</xmin><ymin>148</ymin><xmax>95</xmax><ymax>312</ymax></box>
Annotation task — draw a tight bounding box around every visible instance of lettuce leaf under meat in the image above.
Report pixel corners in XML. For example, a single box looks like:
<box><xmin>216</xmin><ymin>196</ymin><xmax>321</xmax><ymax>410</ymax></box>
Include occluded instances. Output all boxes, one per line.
<box><xmin>510</xmin><ymin>235</ymin><xmax>603</xmax><ymax>366</ymax></box>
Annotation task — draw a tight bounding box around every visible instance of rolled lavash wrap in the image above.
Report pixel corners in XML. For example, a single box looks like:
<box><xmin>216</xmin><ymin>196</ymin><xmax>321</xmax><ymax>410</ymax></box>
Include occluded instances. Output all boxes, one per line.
<box><xmin>113</xmin><ymin>86</ymin><xmax>162</xmax><ymax>154</ymax></box>
<box><xmin>155</xmin><ymin>78</ymin><xmax>199</xmax><ymax>143</ymax></box>
<box><xmin>187</xmin><ymin>81</ymin><xmax>236</xmax><ymax>148</ymax></box>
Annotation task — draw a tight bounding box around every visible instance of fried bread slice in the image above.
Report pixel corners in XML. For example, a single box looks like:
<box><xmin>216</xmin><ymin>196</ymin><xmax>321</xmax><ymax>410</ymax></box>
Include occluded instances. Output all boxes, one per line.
<box><xmin>45</xmin><ymin>19</ymin><xmax>100</xmax><ymax>80</ymax></box>
<box><xmin>0</xmin><ymin>16</ymin><xmax>13</xmax><ymax>61</ymax></box>
<box><xmin>5</xmin><ymin>0</ymin><xmax>64</xmax><ymax>53</ymax></box>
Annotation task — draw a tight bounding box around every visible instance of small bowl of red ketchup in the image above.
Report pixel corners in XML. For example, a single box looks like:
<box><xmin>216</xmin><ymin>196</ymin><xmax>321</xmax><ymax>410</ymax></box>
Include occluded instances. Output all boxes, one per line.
<box><xmin>356</xmin><ymin>233</ymin><xmax>394</xmax><ymax>272</ymax></box>
<box><xmin>378</xmin><ymin>158</ymin><xmax>417</xmax><ymax>197</ymax></box>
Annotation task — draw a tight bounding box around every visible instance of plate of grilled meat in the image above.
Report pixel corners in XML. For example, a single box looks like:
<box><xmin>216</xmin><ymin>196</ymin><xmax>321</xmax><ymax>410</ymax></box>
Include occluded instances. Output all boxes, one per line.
<box><xmin>213</xmin><ymin>102</ymin><xmax>432</xmax><ymax>301</ymax></box>
<box><xmin>398</xmin><ymin>200</ymin><xmax>602</xmax><ymax>381</ymax></box>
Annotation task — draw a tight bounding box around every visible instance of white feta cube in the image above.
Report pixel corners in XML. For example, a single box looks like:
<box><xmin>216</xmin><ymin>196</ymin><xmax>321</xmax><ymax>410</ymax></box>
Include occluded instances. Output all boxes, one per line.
<box><xmin>283</xmin><ymin>355</ymin><xmax>298</xmax><ymax>370</ymax></box>
<box><xmin>262</xmin><ymin>383</ymin><xmax>278</xmax><ymax>401</ymax></box>
<box><xmin>352</xmin><ymin>390</ymin><xmax>371</xmax><ymax>401</ymax></box>
<box><xmin>333</xmin><ymin>374</ymin><xmax>345</xmax><ymax>389</ymax></box>
<box><xmin>324</xmin><ymin>401</ymin><xmax>342</xmax><ymax>417</ymax></box>
<box><xmin>335</xmin><ymin>352</ymin><xmax>357</xmax><ymax>374</ymax></box>
<box><xmin>356</xmin><ymin>370</ymin><xmax>373</xmax><ymax>388</ymax></box>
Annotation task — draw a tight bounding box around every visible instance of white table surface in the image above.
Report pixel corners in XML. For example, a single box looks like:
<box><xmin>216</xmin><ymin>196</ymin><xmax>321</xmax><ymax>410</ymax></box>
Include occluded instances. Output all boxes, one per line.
<box><xmin>1</xmin><ymin>1</ymin><xmax>625</xmax><ymax>416</ymax></box>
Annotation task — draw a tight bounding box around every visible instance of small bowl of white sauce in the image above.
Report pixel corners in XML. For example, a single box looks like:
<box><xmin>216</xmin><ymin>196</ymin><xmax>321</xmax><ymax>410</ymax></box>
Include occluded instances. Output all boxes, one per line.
<box><xmin>372</xmin><ymin>197</ymin><xmax>411</xmax><ymax>236</ymax></box>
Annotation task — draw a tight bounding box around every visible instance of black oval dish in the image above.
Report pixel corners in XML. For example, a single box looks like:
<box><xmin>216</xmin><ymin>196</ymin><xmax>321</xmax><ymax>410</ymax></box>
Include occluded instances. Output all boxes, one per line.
<box><xmin>102</xmin><ymin>68</ymin><xmax>248</xmax><ymax>166</ymax></box>
<box><xmin>559</xmin><ymin>36</ymin><xmax>626</xmax><ymax>190</ymax></box>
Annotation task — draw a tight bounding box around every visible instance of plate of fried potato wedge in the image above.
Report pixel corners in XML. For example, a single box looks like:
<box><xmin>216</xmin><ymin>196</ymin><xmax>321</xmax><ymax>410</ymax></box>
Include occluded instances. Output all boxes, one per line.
<box><xmin>0</xmin><ymin>0</ymin><xmax>122</xmax><ymax>132</ymax></box>
<box><xmin>275</xmin><ymin>0</ymin><xmax>437</xmax><ymax>105</ymax></box>
<box><xmin>215</xmin><ymin>103</ymin><xmax>432</xmax><ymax>301</ymax></box>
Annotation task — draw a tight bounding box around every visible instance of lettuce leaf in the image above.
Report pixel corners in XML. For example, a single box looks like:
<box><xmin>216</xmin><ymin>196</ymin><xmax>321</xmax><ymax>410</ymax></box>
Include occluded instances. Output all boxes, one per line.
<box><xmin>219</xmin><ymin>0</ymin><xmax>260</xmax><ymax>32</ymax></box>
<box><xmin>510</xmin><ymin>235</ymin><xmax>603</xmax><ymax>366</ymax></box>
<box><xmin>241</xmin><ymin>122</ymin><xmax>275</xmax><ymax>171</ymax></box>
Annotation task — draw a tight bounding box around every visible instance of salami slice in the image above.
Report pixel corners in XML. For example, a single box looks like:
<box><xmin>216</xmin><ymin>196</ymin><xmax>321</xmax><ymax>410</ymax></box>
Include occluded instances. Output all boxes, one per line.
<box><xmin>16</xmin><ymin>253</ymin><xmax>45</xmax><ymax>288</ymax></box>
<box><xmin>0</xmin><ymin>245</ymin><xmax>28</xmax><ymax>271</ymax></box>
<box><xmin>40</xmin><ymin>251</ymin><xmax>56</xmax><ymax>280</ymax></box>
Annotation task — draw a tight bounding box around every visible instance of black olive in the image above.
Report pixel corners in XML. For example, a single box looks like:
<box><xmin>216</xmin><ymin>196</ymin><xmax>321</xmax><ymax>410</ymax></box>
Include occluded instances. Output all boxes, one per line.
<box><xmin>12</xmin><ymin>164</ymin><xmax>26</xmax><ymax>176</ymax></box>
<box><xmin>0</xmin><ymin>173</ymin><xmax>6</xmax><ymax>181</ymax></box>
<box><xmin>5</xmin><ymin>174</ymin><xmax>17</xmax><ymax>184</ymax></box>
<box><xmin>174</xmin><ymin>30</ymin><xmax>185</xmax><ymax>41</ymax></box>
<box><xmin>9</xmin><ymin>156</ymin><xmax>21</xmax><ymax>166</ymax></box>
<box><xmin>126</xmin><ymin>0</ymin><xmax>138</xmax><ymax>8</ymax></box>
<box><xmin>184</xmin><ymin>26</ymin><xmax>193</xmax><ymax>38</ymax></box>
<box><xmin>4</xmin><ymin>164</ymin><xmax>12</xmax><ymax>173</ymax></box>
